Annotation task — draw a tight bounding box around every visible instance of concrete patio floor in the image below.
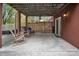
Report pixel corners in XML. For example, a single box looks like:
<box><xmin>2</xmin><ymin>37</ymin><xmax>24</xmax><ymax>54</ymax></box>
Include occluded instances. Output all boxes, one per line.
<box><xmin>0</xmin><ymin>33</ymin><xmax>79</xmax><ymax>56</ymax></box>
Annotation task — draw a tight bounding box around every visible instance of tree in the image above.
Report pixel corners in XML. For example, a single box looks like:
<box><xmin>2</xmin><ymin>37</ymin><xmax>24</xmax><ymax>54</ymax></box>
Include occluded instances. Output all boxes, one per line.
<box><xmin>3</xmin><ymin>4</ymin><xmax>16</xmax><ymax>24</ymax></box>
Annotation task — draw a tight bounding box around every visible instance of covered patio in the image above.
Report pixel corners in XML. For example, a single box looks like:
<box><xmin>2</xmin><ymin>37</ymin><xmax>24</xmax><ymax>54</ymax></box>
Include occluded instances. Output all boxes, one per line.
<box><xmin>0</xmin><ymin>3</ymin><xmax>79</xmax><ymax>56</ymax></box>
<box><xmin>1</xmin><ymin>3</ymin><xmax>66</xmax><ymax>47</ymax></box>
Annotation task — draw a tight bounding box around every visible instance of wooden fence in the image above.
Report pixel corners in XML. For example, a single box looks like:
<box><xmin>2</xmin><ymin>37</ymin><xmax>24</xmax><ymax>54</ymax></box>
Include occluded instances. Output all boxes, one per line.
<box><xmin>27</xmin><ymin>22</ymin><xmax>52</xmax><ymax>33</ymax></box>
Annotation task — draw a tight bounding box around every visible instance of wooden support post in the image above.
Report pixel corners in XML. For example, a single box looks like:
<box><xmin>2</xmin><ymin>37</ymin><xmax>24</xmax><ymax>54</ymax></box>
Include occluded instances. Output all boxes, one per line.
<box><xmin>18</xmin><ymin>12</ymin><xmax>21</xmax><ymax>33</ymax></box>
<box><xmin>0</xmin><ymin>4</ymin><xmax>2</xmax><ymax>48</ymax></box>
<box><xmin>15</xmin><ymin>11</ymin><xmax>19</xmax><ymax>34</ymax></box>
<box><xmin>15</xmin><ymin>11</ymin><xmax>21</xmax><ymax>34</ymax></box>
<box><xmin>26</xmin><ymin>16</ymin><xmax>28</xmax><ymax>31</ymax></box>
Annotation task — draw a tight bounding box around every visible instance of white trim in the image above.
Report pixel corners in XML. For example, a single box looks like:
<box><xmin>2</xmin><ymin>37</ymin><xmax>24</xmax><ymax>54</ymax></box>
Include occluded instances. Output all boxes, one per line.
<box><xmin>58</xmin><ymin>17</ymin><xmax>61</xmax><ymax>36</ymax></box>
<box><xmin>55</xmin><ymin>17</ymin><xmax>61</xmax><ymax>36</ymax></box>
<box><xmin>55</xmin><ymin>18</ymin><xmax>57</xmax><ymax>35</ymax></box>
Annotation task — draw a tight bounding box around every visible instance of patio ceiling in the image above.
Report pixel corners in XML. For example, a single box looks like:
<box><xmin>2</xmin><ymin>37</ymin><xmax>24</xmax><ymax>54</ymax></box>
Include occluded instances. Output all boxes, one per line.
<box><xmin>9</xmin><ymin>3</ymin><xmax>66</xmax><ymax>16</ymax></box>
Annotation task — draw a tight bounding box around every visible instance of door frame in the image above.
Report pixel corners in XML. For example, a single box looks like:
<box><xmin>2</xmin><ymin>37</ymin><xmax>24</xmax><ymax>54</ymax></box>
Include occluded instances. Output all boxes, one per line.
<box><xmin>55</xmin><ymin>17</ymin><xmax>61</xmax><ymax>37</ymax></box>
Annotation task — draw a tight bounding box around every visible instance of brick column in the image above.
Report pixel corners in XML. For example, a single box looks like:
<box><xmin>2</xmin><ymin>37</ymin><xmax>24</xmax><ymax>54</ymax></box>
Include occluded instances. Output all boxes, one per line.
<box><xmin>0</xmin><ymin>4</ymin><xmax>2</xmax><ymax>48</ymax></box>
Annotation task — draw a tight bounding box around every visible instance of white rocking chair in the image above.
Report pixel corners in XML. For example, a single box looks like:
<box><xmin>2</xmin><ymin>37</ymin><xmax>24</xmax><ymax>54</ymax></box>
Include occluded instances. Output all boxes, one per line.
<box><xmin>9</xmin><ymin>29</ymin><xmax>26</xmax><ymax>43</ymax></box>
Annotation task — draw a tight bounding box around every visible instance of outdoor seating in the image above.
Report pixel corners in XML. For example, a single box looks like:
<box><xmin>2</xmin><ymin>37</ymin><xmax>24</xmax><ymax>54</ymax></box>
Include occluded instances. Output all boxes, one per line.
<box><xmin>9</xmin><ymin>29</ymin><xmax>26</xmax><ymax>44</ymax></box>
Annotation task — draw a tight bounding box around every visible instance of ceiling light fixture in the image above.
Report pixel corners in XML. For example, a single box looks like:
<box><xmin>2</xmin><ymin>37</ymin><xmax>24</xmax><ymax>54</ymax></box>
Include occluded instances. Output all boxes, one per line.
<box><xmin>63</xmin><ymin>13</ymin><xmax>68</xmax><ymax>17</ymax></box>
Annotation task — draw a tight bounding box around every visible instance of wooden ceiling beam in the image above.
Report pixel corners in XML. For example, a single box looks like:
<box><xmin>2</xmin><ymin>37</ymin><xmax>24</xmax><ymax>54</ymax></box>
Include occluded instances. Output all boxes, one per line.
<box><xmin>9</xmin><ymin>3</ymin><xmax>65</xmax><ymax>16</ymax></box>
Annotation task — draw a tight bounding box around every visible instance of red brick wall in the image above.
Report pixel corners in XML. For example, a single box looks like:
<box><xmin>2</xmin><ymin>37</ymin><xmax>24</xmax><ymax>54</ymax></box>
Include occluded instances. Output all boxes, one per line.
<box><xmin>61</xmin><ymin>4</ymin><xmax>79</xmax><ymax>48</ymax></box>
<box><xmin>0</xmin><ymin>4</ymin><xmax>2</xmax><ymax>48</ymax></box>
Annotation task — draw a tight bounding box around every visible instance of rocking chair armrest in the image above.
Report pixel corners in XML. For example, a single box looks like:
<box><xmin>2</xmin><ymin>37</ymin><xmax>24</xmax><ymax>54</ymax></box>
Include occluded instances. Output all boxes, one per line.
<box><xmin>16</xmin><ymin>33</ymin><xmax>26</xmax><ymax>37</ymax></box>
<box><xmin>15</xmin><ymin>34</ymin><xmax>20</xmax><ymax>37</ymax></box>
